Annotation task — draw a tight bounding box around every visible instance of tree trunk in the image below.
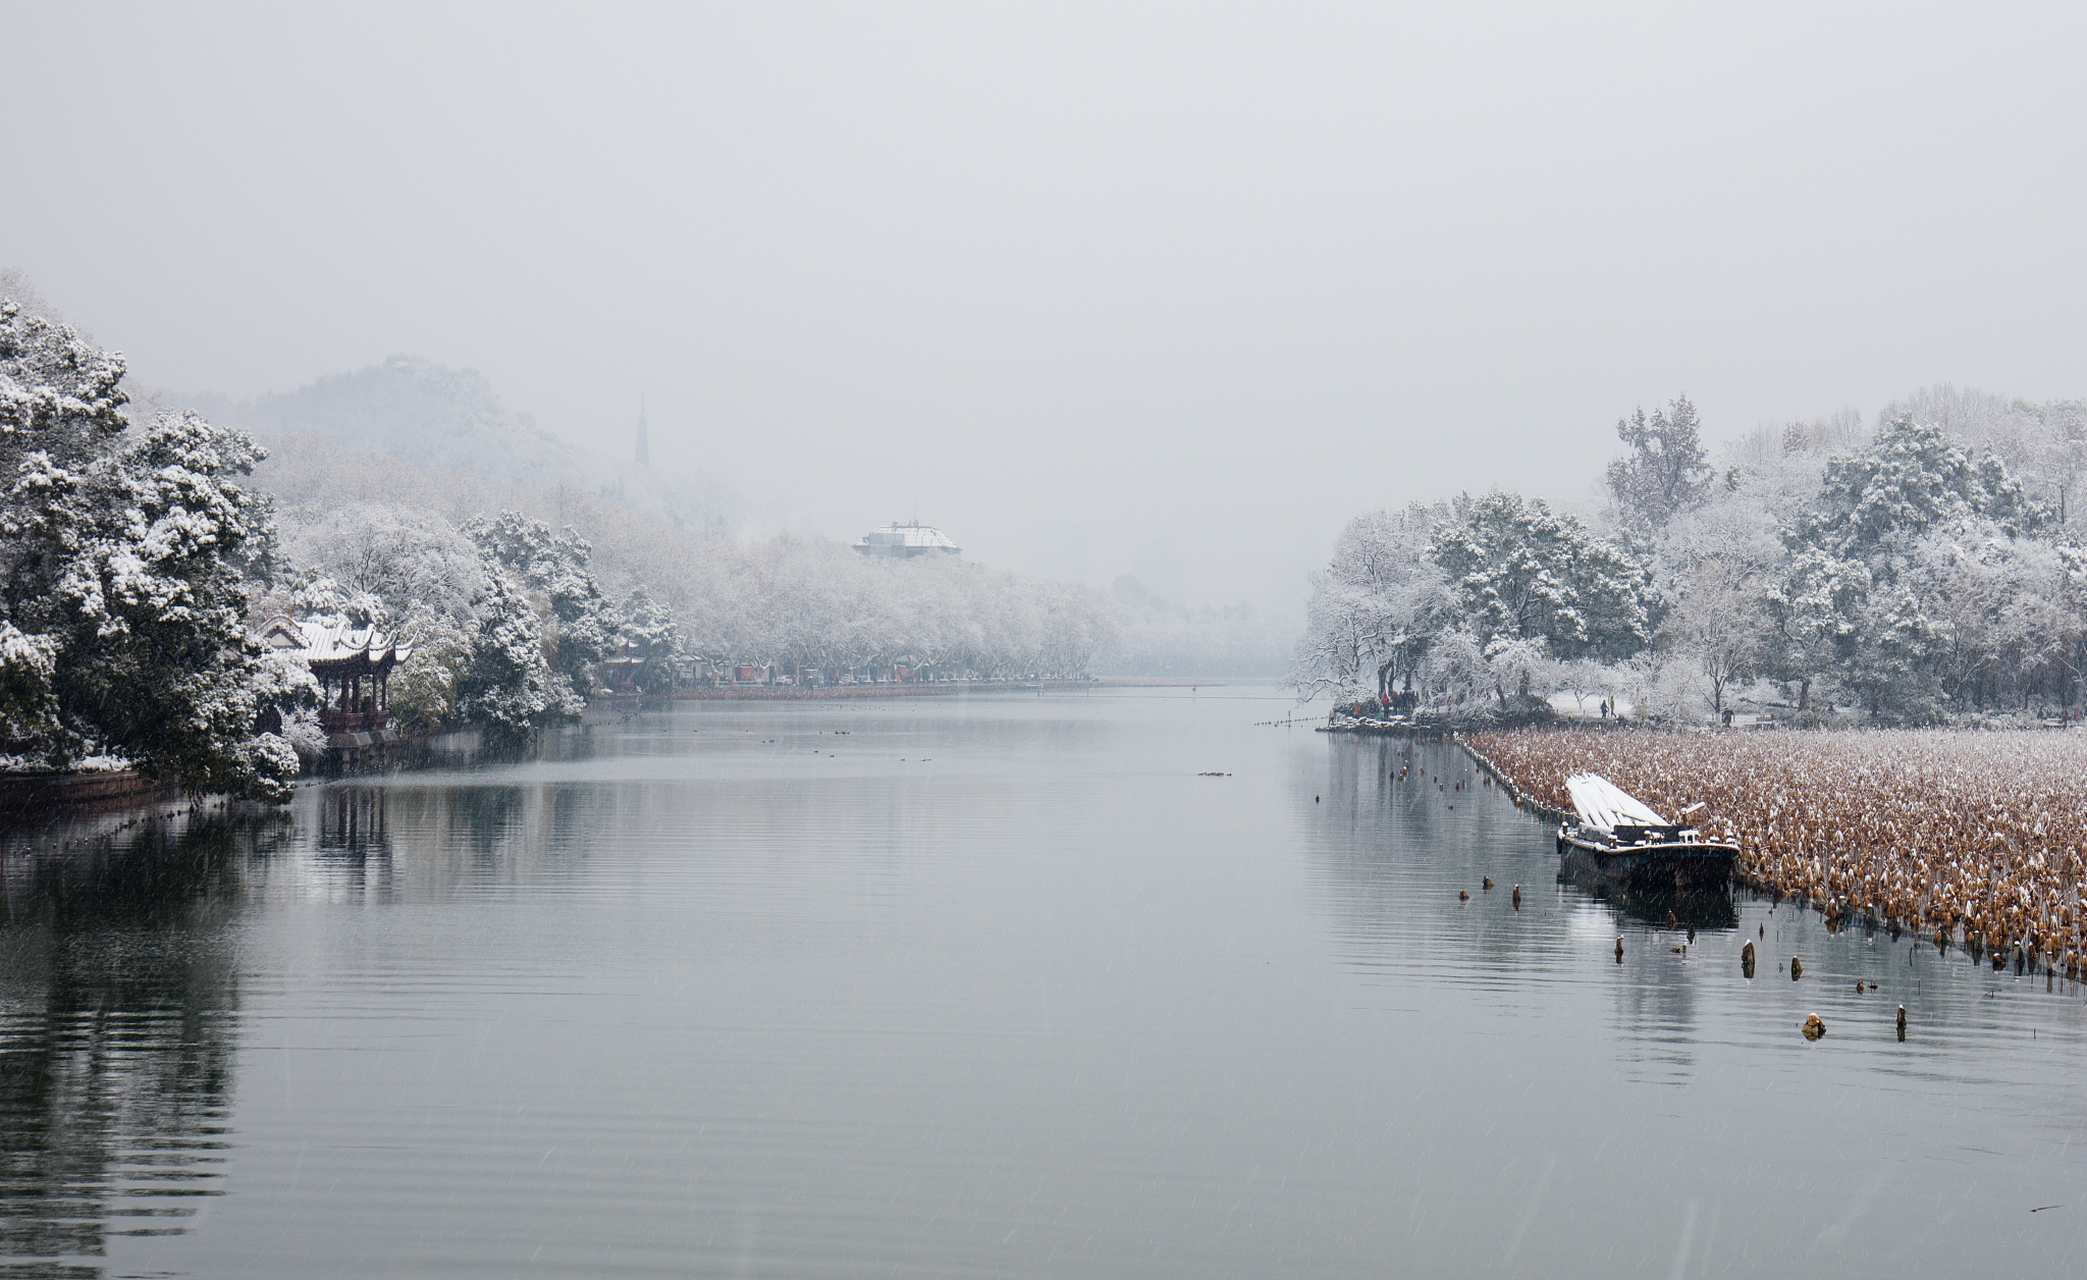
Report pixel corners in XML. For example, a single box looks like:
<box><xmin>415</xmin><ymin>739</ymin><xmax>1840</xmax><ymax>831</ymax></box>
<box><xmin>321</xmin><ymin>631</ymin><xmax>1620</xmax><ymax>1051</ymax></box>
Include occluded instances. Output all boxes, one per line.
<box><xmin>1798</xmin><ymin>677</ymin><xmax>1811</xmax><ymax>712</ymax></box>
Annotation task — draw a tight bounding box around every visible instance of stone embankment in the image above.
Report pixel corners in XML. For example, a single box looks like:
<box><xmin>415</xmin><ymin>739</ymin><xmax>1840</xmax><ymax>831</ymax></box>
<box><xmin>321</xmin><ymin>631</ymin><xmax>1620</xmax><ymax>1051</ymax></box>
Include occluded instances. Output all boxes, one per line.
<box><xmin>0</xmin><ymin>770</ymin><xmax>225</xmax><ymax>853</ymax></box>
<box><xmin>0</xmin><ymin>768</ymin><xmax>174</xmax><ymax>816</ymax></box>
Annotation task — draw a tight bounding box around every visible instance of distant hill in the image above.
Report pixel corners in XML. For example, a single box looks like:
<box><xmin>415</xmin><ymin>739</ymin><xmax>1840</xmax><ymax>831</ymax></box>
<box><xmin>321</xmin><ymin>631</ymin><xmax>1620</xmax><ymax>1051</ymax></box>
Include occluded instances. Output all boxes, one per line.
<box><xmin>186</xmin><ymin>356</ymin><xmax>741</xmax><ymax>532</ymax></box>
<box><xmin>186</xmin><ymin>356</ymin><xmax>594</xmax><ymax>490</ymax></box>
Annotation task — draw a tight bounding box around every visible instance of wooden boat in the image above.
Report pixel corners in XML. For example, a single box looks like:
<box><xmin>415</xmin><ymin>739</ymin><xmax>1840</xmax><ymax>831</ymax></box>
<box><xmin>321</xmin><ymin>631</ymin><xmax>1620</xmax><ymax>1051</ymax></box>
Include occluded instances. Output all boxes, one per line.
<box><xmin>1556</xmin><ymin>773</ymin><xmax>1737</xmax><ymax>890</ymax></box>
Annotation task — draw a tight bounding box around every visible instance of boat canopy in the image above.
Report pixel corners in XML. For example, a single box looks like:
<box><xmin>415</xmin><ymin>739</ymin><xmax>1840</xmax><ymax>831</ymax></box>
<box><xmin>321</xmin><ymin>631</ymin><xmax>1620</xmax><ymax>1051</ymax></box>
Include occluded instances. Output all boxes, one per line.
<box><xmin>1565</xmin><ymin>773</ymin><xmax>1669</xmax><ymax>833</ymax></box>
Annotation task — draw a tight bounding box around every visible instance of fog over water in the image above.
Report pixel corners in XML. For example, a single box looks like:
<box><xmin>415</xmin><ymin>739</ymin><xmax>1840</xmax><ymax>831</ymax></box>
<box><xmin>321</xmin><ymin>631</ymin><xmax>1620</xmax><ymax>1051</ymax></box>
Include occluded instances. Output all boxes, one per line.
<box><xmin>7</xmin><ymin>4</ymin><xmax>2087</xmax><ymax>615</ymax></box>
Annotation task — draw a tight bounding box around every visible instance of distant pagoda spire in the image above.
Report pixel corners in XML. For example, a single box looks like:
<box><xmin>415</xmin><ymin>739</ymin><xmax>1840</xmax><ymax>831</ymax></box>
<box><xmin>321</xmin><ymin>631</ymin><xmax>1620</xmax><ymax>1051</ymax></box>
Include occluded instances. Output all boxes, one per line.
<box><xmin>635</xmin><ymin>397</ymin><xmax>650</xmax><ymax>466</ymax></box>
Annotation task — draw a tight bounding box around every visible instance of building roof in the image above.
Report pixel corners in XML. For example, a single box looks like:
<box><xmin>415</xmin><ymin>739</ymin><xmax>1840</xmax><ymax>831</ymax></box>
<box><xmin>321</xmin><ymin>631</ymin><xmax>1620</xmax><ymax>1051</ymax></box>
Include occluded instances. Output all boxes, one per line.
<box><xmin>260</xmin><ymin>615</ymin><xmax>412</xmax><ymax>668</ymax></box>
<box><xmin>852</xmin><ymin>522</ymin><xmax>961</xmax><ymax>556</ymax></box>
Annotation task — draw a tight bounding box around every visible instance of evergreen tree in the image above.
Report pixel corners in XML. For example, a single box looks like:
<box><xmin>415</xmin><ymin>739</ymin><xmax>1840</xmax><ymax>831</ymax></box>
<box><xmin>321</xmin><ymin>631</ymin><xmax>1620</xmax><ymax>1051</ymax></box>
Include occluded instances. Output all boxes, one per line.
<box><xmin>1771</xmin><ymin>418</ymin><xmax>2048</xmax><ymax>719</ymax></box>
<box><xmin>1798</xmin><ymin>415</ymin><xmax>2047</xmax><ymax>562</ymax></box>
<box><xmin>465</xmin><ymin>511</ymin><xmax>618</xmax><ymax>695</ymax></box>
<box><xmin>617</xmin><ymin>587</ymin><xmax>681</xmax><ymax>694</ymax></box>
<box><xmin>1</xmin><ymin>301</ymin><xmax>299</xmax><ymax>797</ymax></box>
<box><xmin>1431</xmin><ymin>492</ymin><xmax>1651</xmax><ymax>663</ymax></box>
<box><xmin>455</xmin><ymin>569</ymin><xmax>579</xmax><ymax>749</ymax></box>
<box><xmin>1607</xmin><ymin>396</ymin><xmax>1714</xmax><ymax>531</ymax></box>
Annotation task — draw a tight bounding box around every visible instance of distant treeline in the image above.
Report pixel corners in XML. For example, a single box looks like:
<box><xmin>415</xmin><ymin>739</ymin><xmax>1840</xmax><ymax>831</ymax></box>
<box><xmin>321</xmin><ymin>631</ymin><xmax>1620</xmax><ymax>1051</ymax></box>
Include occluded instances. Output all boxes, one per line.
<box><xmin>1294</xmin><ymin>392</ymin><xmax>2087</xmax><ymax>724</ymax></box>
<box><xmin>259</xmin><ymin>436</ymin><xmax>1120</xmax><ymax>704</ymax></box>
<box><xmin>1</xmin><ymin>292</ymin><xmax>1125</xmax><ymax>795</ymax></box>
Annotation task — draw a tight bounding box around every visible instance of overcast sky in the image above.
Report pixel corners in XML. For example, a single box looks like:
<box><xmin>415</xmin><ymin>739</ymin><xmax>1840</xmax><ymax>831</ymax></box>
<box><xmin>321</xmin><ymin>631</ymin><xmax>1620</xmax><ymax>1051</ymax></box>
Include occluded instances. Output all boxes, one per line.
<box><xmin>6</xmin><ymin>2</ymin><xmax>2087</xmax><ymax>615</ymax></box>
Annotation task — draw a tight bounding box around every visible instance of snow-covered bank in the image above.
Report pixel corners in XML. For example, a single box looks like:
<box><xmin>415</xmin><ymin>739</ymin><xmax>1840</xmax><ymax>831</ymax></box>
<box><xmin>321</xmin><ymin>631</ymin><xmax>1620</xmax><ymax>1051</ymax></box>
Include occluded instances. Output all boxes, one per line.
<box><xmin>1468</xmin><ymin>726</ymin><xmax>2087</xmax><ymax>975</ymax></box>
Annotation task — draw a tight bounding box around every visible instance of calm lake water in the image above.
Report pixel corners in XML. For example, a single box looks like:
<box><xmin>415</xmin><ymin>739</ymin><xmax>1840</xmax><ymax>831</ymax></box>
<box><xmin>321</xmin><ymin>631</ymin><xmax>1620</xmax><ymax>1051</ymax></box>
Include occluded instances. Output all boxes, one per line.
<box><xmin>4</xmin><ymin>689</ymin><xmax>2086</xmax><ymax>1278</ymax></box>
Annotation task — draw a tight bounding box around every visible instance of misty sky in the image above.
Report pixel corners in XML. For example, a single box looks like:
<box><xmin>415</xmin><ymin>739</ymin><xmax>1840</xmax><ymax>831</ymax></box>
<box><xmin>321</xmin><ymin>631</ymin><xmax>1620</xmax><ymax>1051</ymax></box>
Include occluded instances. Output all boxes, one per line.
<box><xmin>6</xmin><ymin>3</ymin><xmax>2087</xmax><ymax>616</ymax></box>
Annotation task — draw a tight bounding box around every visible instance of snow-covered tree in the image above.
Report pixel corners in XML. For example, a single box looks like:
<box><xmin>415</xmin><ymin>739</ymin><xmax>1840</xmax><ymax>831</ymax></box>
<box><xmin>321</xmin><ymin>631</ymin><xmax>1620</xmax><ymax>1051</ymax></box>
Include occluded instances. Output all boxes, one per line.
<box><xmin>1431</xmin><ymin>492</ymin><xmax>1650</xmax><ymax>665</ymax></box>
<box><xmin>1659</xmin><ymin>572</ymin><xmax>1766</xmax><ymax>714</ymax></box>
<box><xmin>387</xmin><ymin>611</ymin><xmax>474</xmax><ymax>733</ymax></box>
<box><xmin>456</xmin><ymin>569</ymin><xmax>578</xmax><ymax>749</ymax></box>
<box><xmin>1795</xmin><ymin>415</ymin><xmax>2047</xmax><ymax>563</ymax></box>
<box><xmin>1</xmin><ymin>422</ymin><xmax>299</xmax><ymax>793</ymax></box>
<box><xmin>0</xmin><ymin>620</ymin><xmax>59</xmax><ymax>743</ymax></box>
<box><xmin>1608</xmin><ymin>396</ymin><xmax>1714</xmax><ymax>532</ymax></box>
<box><xmin>0</xmin><ymin>300</ymin><xmax>127</xmax><ymax>472</ymax></box>
<box><xmin>466</xmin><ymin>511</ymin><xmax>619</xmax><ymax>695</ymax></box>
<box><xmin>3</xmin><ymin>299</ymin><xmax>304</xmax><ymax>796</ymax></box>
<box><xmin>283</xmin><ymin>502</ymin><xmax>488</xmax><ymax>629</ymax></box>
<box><xmin>1652</xmin><ymin>492</ymin><xmax>1783</xmax><ymax>713</ymax></box>
<box><xmin>1765</xmin><ymin>546</ymin><xmax>1867</xmax><ymax>714</ymax></box>
<box><xmin>1301</xmin><ymin>393</ymin><xmax>2087</xmax><ymax>722</ymax></box>
<box><xmin>1768</xmin><ymin>417</ymin><xmax>2050</xmax><ymax>718</ymax></box>
<box><xmin>1905</xmin><ymin>519</ymin><xmax>2086</xmax><ymax>712</ymax></box>
<box><xmin>616</xmin><ymin>586</ymin><xmax>681</xmax><ymax>694</ymax></box>
<box><xmin>1878</xmin><ymin>386</ymin><xmax>2087</xmax><ymax>527</ymax></box>
<box><xmin>1288</xmin><ymin>502</ymin><xmax>1456</xmax><ymax>699</ymax></box>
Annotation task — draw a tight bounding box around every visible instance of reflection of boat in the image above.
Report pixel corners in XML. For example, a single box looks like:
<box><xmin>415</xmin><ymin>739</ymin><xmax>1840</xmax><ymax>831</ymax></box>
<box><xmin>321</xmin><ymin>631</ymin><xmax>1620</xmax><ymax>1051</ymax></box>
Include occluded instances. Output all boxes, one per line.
<box><xmin>1597</xmin><ymin>881</ymin><xmax>1741</xmax><ymax>930</ymax></box>
<box><xmin>1557</xmin><ymin>773</ymin><xmax>1737</xmax><ymax>890</ymax></box>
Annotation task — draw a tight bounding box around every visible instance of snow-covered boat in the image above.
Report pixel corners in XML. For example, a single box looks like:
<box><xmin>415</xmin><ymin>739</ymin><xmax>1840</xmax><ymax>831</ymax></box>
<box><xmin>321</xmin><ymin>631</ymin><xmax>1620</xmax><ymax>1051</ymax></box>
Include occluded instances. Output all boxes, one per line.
<box><xmin>1556</xmin><ymin>773</ymin><xmax>1737</xmax><ymax>889</ymax></box>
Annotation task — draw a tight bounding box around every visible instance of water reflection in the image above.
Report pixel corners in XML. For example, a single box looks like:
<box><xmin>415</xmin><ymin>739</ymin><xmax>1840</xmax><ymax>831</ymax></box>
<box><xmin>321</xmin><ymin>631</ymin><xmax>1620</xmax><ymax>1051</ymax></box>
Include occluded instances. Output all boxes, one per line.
<box><xmin>302</xmin><ymin>784</ymin><xmax>396</xmax><ymax>904</ymax></box>
<box><xmin>0</xmin><ymin>812</ymin><xmax>284</xmax><ymax>1277</ymax></box>
<box><xmin>1306</xmin><ymin>738</ymin><xmax>1589</xmax><ymax>976</ymax></box>
<box><xmin>1302</xmin><ymin>739</ymin><xmax>1741</xmax><ymax>1083</ymax></box>
<box><xmin>4</xmin><ymin>700</ymin><xmax>2085</xmax><ymax>1278</ymax></box>
<box><xmin>315</xmin><ymin>784</ymin><xmax>390</xmax><ymax>858</ymax></box>
<box><xmin>249</xmin><ymin>780</ymin><xmax>616</xmax><ymax>907</ymax></box>
<box><xmin>1591</xmin><ymin>881</ymin><xmax>1740</xmax><ymax>931</ymax></box>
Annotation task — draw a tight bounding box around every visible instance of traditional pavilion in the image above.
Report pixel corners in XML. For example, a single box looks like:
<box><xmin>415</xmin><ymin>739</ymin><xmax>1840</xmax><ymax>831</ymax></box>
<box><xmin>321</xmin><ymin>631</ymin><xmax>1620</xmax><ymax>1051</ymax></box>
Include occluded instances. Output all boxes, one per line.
<box><xmin>260</xmin><ymin>616</ymin><xmax>412</xmax><ymax>735</ymax></box>
<box><xmin>599</xmin><ymin>640</ymin><xmax>647</xmax><ymax>693</ymax></box>
<box><xmin>851</xmin><ymin>522</ymin><xmax>961</xmax><ymax>559</ymax></box>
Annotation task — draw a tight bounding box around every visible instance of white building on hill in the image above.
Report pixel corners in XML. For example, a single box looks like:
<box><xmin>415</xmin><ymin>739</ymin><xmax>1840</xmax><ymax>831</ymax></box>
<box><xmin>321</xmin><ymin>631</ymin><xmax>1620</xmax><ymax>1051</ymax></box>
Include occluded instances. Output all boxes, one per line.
<box><xmin>852</xmin><ymin>522</ymin><xmax>961</xmax><ymax>559</ymax></box>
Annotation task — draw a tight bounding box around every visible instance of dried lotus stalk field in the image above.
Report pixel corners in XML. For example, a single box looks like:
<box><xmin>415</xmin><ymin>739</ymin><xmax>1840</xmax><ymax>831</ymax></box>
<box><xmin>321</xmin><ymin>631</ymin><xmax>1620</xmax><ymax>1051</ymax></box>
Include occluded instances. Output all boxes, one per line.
<box><xmin>1466</xmin><ymin>728</ymin><xmax>2087</xmax><ymax>973</ymax></box>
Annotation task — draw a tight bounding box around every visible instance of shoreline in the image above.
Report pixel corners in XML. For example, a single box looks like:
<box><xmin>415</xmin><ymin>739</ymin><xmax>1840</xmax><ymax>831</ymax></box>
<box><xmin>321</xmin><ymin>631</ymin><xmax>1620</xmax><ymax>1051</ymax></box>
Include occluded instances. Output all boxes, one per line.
<box><xmin>0</xmin><ymin>767</ymin><xmax>176</xmax><ymax>815</ymax></box>
<box><xmin>1454</xmin><ymin>735</ymin><xmax>1575</xmax><ymax>826</ymax></box>
<box><xmin>0</xmin><ymin>771</ymin><xmax>231</xmax><ymax>851</ymax></box>
<box><xmin>1454</xmin><ymin>726</ymin><xmax>2087</xmax><ymax>977</ymax></box>
<box><xmin>655</xmin><ymin>677</ymin><xmax>1218</xmax><ymax>701</ymax></box>
<box><xmin>3</xmin><ymin>677</ymin><xmax>1240</xmax><ymax>836</ymax></box>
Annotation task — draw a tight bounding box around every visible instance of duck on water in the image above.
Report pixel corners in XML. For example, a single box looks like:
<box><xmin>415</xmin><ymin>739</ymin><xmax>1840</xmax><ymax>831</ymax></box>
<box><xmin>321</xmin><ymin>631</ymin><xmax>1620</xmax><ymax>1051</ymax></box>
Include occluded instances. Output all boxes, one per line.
<box><xmin>1557</xmin><ymin>773</ymin><xmax>1738</xmax><ymax>891</ymax></box>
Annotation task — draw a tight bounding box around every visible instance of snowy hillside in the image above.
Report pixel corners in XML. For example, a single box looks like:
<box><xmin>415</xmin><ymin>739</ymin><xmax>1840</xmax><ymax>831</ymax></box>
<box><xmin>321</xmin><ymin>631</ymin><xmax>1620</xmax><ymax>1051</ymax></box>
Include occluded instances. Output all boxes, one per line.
<box><xmin>185</xmin><ymin>356</ymin><xmax>741</xmax><ymax>532</ymax></box>
<box><xmin>188</xmin><ymin>356</ymin><xmax>591</xmax><ymax>489</ymax></box>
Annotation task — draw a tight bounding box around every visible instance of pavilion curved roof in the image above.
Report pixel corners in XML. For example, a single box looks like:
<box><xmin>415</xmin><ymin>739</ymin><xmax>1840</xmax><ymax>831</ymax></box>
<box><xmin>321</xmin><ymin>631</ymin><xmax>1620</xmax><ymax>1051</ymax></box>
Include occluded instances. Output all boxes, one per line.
<box><xmin>262</xmin><ymin>615</ymin><xmax>412</xmax><ymax>668</ymax></box>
